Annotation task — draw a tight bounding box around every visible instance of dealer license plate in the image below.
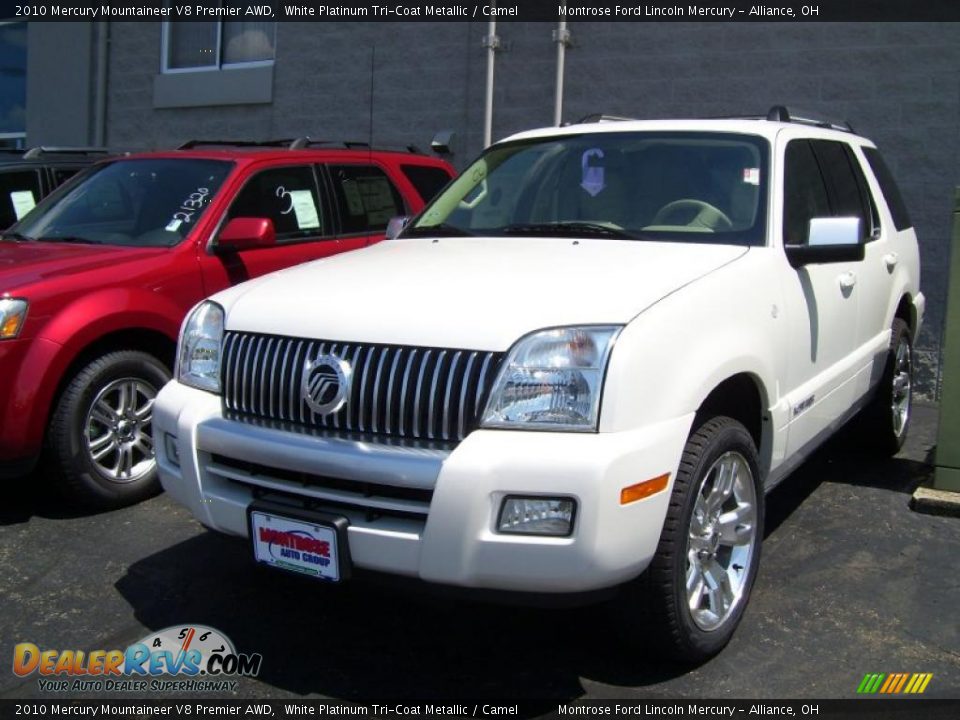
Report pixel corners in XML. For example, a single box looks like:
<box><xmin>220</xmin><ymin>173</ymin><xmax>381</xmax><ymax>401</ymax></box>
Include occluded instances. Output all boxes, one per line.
<box><xmin>248</xmin><ymin>506</ymin><xmax>349</xmax><ymax>582</ymax></box>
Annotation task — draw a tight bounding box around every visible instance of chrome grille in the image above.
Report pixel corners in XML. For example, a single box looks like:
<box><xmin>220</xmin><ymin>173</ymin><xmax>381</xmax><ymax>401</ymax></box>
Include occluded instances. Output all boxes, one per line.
<box><xmin>221</xmin><ymin>332</ymin><xmax>504</xmax><ymax>443</ymax></box>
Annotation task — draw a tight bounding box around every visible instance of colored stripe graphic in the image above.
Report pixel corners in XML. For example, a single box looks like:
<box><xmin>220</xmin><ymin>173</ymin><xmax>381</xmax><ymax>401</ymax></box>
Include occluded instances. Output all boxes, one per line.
<box><xmin>857</xmin><ymin>673</ymin><xmax>932</xmax><ymax>694</ymax></box>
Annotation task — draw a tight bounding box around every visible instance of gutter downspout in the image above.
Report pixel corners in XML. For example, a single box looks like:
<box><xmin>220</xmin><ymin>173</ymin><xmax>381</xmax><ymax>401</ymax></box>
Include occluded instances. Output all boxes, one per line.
<box><xmin>482</xmin><ymin>15</ymin><xmax>500</xmax><ymax>148</ymax></box>
<box><xmin>94</xmin><ymin>22</ymin><xmax>109</xmax><ymax>147</ymax></box>
<box><xmin>553</xmin><ymin>13</ymin><xmax>571</xmax><ymax>126</ymax></box>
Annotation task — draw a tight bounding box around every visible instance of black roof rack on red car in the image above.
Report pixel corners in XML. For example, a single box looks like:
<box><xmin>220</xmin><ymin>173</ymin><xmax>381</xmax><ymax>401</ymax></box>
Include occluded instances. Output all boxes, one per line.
<box><xmin>290</xmin><ymin>138</ymin><xmax>425</xmax><ymax>154</ymax></box>
<box><xmin>177</xmin><ymin>139</ymin><xmax>301</xmax><ymax>150</ymax></box>
<box><xmin>177</xmin><ymin>137</ymin><xmax>427</xmax><ymax>155</ymax></box>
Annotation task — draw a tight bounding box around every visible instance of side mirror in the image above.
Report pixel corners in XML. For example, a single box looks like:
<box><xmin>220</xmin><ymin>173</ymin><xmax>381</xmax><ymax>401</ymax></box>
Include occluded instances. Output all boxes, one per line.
<box><xmin>785</xmin><ymin>217</ymin><xmax>864</xmax><ymax>267</ymax></box>
<box><xmin>217</xmin><ymin>217</ymin><xmax>276</xmax><ymax>252</ymax></box>
<box><xmin>385</xmin><ymin>215</ymin><xmax>410</xmax><ymax>240</ymax></box>
<box><xmin>431</xmin><ymin>130</ymin><xmax>456</xmax><ymax>156</ymax></box>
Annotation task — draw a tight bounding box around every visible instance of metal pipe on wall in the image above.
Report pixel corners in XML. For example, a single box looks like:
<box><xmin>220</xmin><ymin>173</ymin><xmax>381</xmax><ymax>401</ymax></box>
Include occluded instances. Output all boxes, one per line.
<box><xmin>553</xmin><ymin>15</ymin><xmax>570</xmax><ymax>126</ymax></box>
<box><xmin>94</xmin><ymin>22</ymin><xmax>109</xmax><ymax>147</ymax></box>
<box><xmin>483</xmin><ymin>17</ymin><xmax>499</xmax><ymax>148</ymax></box>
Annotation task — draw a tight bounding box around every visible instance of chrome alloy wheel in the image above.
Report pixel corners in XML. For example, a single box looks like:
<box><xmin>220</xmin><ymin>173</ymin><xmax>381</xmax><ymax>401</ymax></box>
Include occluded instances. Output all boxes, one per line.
<box><xmin>891</xmin><ymin>336</ymin><xmax>912</xmax><ymax>438</ymax></box>
<box><xmin>83</xmin><ymin>378</ymin><xmax>158</xmax><ymax>483</ymax></box>
<box><xmin>685</xmin><ymin>450</ymin><xmax>758</xmax><ymax>632</ymax></box>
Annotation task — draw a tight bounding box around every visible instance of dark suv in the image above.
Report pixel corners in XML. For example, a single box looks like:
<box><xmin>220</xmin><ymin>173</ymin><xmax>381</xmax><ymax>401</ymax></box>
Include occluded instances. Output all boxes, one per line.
<box><xmin>0</xmin><ymin>138</ymin><xmax>455</xmax><ymax>508</ymax></box>
<box><xmin>0</xmin><ymin>147</ymin><xmax>113</xmax><ymax>229</ymax></box>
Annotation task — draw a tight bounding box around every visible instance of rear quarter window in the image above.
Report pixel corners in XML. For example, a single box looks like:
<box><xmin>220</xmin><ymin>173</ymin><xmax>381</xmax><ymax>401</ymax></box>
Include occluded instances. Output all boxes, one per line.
<box><xmin>0</xmin><ymin>169</ymin><xmax>42</xmax><ymax>228</ymax></box>
<box><xmin>863</xmin><ymin>147</ymin><xmax>913</xmax><ymax>231</ymax></box>
<box><xmin>329</xmin><ymin>164</ymin><xmax>406</xmax><ymax>234</ymax></box>
<box><xmin>400</xmin><ymin>164</ymin><xmax>454</xmax><ymax>203</ymax></box>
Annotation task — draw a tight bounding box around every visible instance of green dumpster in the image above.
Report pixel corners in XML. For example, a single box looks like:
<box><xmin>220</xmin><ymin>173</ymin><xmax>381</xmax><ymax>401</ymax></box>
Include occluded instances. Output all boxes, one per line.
<box><xmin>934</xmin><ymin>188</ymin><xmax>960</xmax><ymax>491</ymax></box>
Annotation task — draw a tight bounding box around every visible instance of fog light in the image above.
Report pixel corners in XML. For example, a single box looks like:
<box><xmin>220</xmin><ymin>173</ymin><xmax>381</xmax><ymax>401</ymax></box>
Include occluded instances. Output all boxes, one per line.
<box><xmin>164</xmin><ymin>432</ymin><xmax>180</xmax><ymax>467</ymax></box>
<box><xmin>497</xmin><ymin>496</ymin><xmax>576</xmax><ymax>537</ymax></box>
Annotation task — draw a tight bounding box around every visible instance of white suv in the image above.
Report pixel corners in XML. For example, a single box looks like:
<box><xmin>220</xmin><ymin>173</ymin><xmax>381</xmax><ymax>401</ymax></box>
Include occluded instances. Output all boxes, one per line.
<box><xmin>154</xmin><ymin>108</ymin><xmax>923</xmax><ymax>661</ymax></box>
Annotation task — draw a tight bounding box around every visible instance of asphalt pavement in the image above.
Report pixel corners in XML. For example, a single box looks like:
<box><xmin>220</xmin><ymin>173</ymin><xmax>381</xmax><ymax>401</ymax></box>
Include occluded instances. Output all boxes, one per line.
<box><xmin>1</xmin><ymin>404</ymin><xmax>957</xmax><ymax>703</ymax></box>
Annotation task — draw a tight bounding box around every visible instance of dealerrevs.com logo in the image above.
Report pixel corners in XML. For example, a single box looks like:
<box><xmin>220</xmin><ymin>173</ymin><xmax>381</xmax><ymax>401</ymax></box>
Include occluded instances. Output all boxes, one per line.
<box><xmin>13</xmin><ymin>625</ymin><xmax>262</xmax><ymax>693</ymax></box>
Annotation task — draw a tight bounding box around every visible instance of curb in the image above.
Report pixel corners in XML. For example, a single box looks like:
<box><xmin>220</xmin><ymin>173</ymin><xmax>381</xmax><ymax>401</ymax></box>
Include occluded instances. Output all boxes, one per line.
<box><xmin>910</xmin><ymin>483</ymin><xmax>960</xmax><ymax>518</ymax></box>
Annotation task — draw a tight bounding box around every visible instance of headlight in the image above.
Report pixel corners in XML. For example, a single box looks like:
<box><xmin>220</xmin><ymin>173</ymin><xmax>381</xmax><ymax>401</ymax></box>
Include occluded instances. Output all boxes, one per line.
<box><xmin>0</xmin><ymin>298</ymin><xmax>28</xmax><ymax>340</ymax></box>
<box><xmin>177</xmin><ymin>301</ymin><xmax>224</xmax><ymax>393</ymax></box>
<box><xmin>481</xmin><ymin>326</ymin><xmax>621</xmax><ymax>431</ymax></box>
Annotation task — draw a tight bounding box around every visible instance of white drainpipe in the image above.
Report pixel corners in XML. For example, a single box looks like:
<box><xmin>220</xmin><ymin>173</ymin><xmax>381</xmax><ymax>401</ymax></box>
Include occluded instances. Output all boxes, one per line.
<box><xmin>553</xmin><ymin>15</ymin><xmax>571</xmax><ymax>126</ymax></box>
<box><xmin>482</xmin><ymin>17</ymin><xmax>500</xmax><ymax>148</ymax></box>
<box><xmin>94</xmin><ymin>22</ymin><xmax>109</xmax><ymax>146</ymax></box>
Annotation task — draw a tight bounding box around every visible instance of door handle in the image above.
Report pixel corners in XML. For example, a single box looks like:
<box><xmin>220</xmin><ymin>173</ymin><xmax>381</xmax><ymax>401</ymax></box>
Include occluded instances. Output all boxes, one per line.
<box><xmin>838</xmin><ymin>272</ymin><xmax>857</xmax><ymax>290</ymax></box>
<box><xmin>884</xmin><ymin>252</ymin><xmax>899</xmax><ymax>270</ymax></box>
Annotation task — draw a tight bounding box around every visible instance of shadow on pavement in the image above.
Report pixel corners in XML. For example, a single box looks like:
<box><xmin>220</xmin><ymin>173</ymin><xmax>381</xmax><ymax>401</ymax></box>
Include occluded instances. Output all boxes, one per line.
<box><xmin>0</xmin><ymin>470</ymin><xmax>101</xmax><ymax>525</ymax></box>
<box><xmin>114</xmin><ymin>528</ymin><xmax>697</xmax><ymax>703</ymax></box>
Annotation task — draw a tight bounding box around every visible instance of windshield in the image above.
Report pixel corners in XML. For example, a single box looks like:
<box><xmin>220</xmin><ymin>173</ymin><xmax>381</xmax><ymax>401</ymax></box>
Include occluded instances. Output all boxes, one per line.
<box><xmin>410</xmin><ymin>131</ymin><xmax>769</xmax><ymax>246</ymax></box>
<box><xmin>12</xmin><ymin>158</ymin><xmax>233</xmax><ymax>247</ymax></box>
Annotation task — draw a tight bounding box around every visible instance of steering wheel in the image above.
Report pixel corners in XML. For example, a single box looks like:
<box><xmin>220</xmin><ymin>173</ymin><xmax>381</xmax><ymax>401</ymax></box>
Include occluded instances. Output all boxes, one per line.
<box><xmin>651</xmin><ymin>199</ymin><xmax>733</xmax><ymax>231</ymax></box>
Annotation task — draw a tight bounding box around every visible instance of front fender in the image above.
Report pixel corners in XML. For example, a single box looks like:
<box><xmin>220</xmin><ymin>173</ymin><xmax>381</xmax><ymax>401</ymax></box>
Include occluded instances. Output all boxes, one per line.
<box><xmin>8</xmin><ymin>290</ymin><xmax>186</xmax><ymax>460</ymax></box>
<box><xmin>599</xmin><ymin>250</ymin><xmax>782</xmax><ymax>434</ymax></box>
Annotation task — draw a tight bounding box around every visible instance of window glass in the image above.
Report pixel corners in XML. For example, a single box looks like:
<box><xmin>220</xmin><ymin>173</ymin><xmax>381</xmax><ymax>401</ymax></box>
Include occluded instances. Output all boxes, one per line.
<box><xmin>167</xmin><ymin>22</ymin><xmax>218</xmax><ymax>69</ymax></box>
<box><xmin>783</xmin><ymin>140</ymin><xmax>831</xmax><ymax>246</ymax></box>
<box><xmin>863</xmin><ymin>147</ymin><xmax>913</xmax><ymax>231</ymax></box>
<box><xmin>329</xmin><ymin>165</ymin><xmax>406</xmax><ymax>234</ymax></box>
<box><xmin>222</xmin><ymin>22</ymin><xmax>276</xmax><ymax>64</ymax></box>
<box><xmin>411</xmin><ymin>132</ymin><xmax>770</xmax><ymax>246</ymax></box>
<box><xmin>15</xmin><ymin>158</ymin><xmax>233</xmax><ymax>247</ymax></box>
<box><xmin>400</xmin><ymin>164</ymin><xmax>453</xmax><ymax>203</ymax></box>
<box><xmin>226</xmin><ymin>166</ymin><xmax>328</xmax><ymax>242</ymax></box>
<box><xmin>0</xmin><ymin>22</ymin><xmax>27</xmax><ymax>136</ymax></box>
<box><xmin>811</xmin><ymin>140</ymin><xmax>872</xmax><ymax>241</ymax></box>
<box><xmin>0</xmin><ymin>169</ymin><xmax>42</xmax><ymax>228</ymax></box>
<box><xmin>163</xmin><ymin>18</ymin><xmax>275</xmax><ymax>71</ymax></box>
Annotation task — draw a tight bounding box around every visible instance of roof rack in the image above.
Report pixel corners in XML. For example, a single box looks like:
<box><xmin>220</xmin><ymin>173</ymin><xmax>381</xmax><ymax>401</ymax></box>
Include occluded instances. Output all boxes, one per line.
<box><xmin>19</xmin><ymin>146</ymin><xmax>112</xmax><ymax>159</ymax></box>
<box><xmin>289</xmin><ymin>137</ymin><xmax>425</xmax><ymax>154</ymax></box>
<box><xmin>764</xmin><ymin>105</ymin><xmax>854</xmax><ymax>133</ymax></box>
<box><xmin>575</xmin><ymin>113</ymin><xmax>638</xmax><ymax>124</ymax></box>
<box><xmin>178</xmin><ymin>137</ymin><xmax>426</xmax><ymax>154</ymax></box>
<box><xmin>177</xmin><ymin>139</ymin><xmax>302</xmax><ymax>150</ymax></box>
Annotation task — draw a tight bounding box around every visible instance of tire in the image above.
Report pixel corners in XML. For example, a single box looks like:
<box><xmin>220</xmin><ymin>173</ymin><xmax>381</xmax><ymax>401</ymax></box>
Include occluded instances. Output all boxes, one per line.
<box><xmin>860</xmin><ymin>318</ymin><xmax>913</xmax><ymax>455</ymax></box>
<box><xmin>619</xmin><ymin>416</ymin><xmax>764</xmax><ymax>663</ymax></box>
<box><xmin>47</xmin><ymin>350</ymin><xmax>171</xmax><ymax>509</ymax></box>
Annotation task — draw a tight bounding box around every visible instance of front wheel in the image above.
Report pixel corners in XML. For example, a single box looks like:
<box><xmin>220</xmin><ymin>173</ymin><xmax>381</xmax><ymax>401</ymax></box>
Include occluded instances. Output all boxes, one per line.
<box><xmin>47</xmin><ymin>350</ymin><xmax>171</xmax><ymax>509</ymax></box>
<box><xmin>619</xmin><ymin>416</ymin><xmax>764</xmax><ymax>663</ymax></box>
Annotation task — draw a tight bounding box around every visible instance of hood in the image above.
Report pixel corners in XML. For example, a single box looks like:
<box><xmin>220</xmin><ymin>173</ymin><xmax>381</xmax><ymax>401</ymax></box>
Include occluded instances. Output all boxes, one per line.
<box><xmin>218</xmin><ymin>237</ymin><xmax>749</xmax><ymax>351</ymax></box>
<box><xmin>0</xmin><ymin>241</ymin><xmax>168</xmax><ymax>293</ymax></box>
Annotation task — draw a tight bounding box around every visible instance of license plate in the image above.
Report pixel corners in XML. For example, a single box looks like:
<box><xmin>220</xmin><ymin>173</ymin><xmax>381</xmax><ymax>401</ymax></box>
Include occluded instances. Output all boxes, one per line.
<box><xmin>248</xmin><ymin>505</ymin><xmax>350</xmax><ymax>582</ymax></box>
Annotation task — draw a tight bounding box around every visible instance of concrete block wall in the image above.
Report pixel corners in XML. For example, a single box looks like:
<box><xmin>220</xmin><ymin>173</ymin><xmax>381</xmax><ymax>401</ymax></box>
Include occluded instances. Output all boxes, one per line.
<box><xmin>101</xmin><ymin>21</ymin><xmax>960</xmax><ymax>398</ymax></box>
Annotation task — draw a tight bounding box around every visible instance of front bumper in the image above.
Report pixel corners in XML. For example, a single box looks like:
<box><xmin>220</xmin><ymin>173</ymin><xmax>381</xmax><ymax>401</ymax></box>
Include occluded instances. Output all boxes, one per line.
<box><xmin>154</xmin><ymin>381</ymin><xmax>692</xmax><ymax>593</ymax></box>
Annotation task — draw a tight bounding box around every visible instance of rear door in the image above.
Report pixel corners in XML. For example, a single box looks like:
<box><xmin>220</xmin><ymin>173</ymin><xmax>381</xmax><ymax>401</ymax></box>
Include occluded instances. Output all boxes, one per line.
<box><xmin>854</xmin><ymin>146</ymin><xmax>916</xmax><ymax>398</ymax></box>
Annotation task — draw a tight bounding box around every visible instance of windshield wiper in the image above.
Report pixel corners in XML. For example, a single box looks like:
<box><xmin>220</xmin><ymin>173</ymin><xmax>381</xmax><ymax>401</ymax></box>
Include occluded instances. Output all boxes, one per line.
<box><xmin>402</xmin><ymin>223</ymin><xmax>474</xmax><ymax>238</ymax></box>
<box><xmin>0</xmin><ymin>231</ymin><xmax>33</xmax><ymax>242</ymax></box>
<box><xmin>499</xmin><ymin>222</ymin><xmax>640</xmax><ymax>240</ymax></box>
<box><xmin>36</xmin><ymin>236</ymin><xmax>104</xmax><ymax>245</ymax></box>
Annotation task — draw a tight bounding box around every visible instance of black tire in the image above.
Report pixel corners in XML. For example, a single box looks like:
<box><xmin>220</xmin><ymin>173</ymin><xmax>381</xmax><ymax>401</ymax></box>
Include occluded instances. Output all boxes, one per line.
<box><xmin>618</xmin><ymin>416</ymin><xmax>764</xmax><ymax>663</ymax></box>
<box><xmin>47</xmin><ymin>350</ymin><xmax>171</xmax><ymax>509</ymax></box>
<box><xmin>859</xmin><ymin>318</ymin><xmax>913</xmax><ymax>455</ymax></box>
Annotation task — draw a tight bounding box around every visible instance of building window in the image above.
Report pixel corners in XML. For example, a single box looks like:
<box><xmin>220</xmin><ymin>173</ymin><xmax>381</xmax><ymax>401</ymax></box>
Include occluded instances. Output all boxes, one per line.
<box><xmin>161</xmin><ymin>19</ymin><xmax>276</xmax><ymax>72</ymax></box>
<box><xmin>0</xmin><ymin>22</ymin><xmax>27</xmax><ymax>139</ymax></box>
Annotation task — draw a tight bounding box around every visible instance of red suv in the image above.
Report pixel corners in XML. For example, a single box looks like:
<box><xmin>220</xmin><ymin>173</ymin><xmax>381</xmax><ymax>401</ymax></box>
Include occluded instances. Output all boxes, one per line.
<box><xmin>0</xmin><ymin>139</ymin><xmax>454</xmax><ymax>508</ymax></box>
